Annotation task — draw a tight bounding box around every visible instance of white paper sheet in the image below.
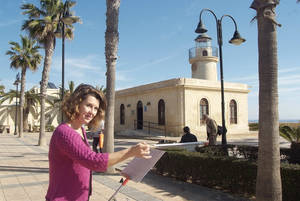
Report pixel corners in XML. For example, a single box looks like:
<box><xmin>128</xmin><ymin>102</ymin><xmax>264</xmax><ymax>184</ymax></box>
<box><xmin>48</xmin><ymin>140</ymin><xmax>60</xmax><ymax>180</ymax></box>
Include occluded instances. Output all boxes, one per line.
<box><xmin>121</xmin><ymin>148</ymin><xmax>165</xmax><ymax>182</ymax></box>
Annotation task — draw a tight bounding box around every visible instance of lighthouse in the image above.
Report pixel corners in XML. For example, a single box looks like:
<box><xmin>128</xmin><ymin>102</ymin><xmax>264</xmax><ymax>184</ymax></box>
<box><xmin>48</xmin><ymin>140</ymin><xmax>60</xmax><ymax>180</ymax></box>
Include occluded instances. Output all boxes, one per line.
<box><xmin>188</xmin><ymin>33</ymin><xmax>218</xmax><ymax>81</ymax></box>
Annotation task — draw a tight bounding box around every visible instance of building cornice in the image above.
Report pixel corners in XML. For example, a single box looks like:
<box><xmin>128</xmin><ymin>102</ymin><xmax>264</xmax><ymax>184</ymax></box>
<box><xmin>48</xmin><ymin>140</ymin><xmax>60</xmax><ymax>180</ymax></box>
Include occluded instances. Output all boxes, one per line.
<box><xmin>116</xmin><ymin>78</ymin><xmax>250</xmax><ymax>97</ymax></box>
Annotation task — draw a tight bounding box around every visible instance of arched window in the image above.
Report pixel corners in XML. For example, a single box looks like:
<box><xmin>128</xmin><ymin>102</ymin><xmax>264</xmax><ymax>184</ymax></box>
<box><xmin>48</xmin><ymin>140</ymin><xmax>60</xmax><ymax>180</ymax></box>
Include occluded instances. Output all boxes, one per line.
<box><xmin>230</xmin><ymin>100</ymin><xmax>237</xmax><ymax>124</ymax></box>
<box><xmin>202</xmin><ymin>50</ymin><xmax>208</xmax><ymax>56</ymax></box>
<box><xmin>120</xmin><ymin>104</ymin><xmax>125</xmax><ymax>125</ymax></box>
<box><xmin>158</xmin><ymin>99</ymin><xmax>165</xmax><ymax>125</ymax></box>
<box><xmin>200</xmin><ymin>98</ymin><xmax>209</xmax><ymax>124</ymax></box>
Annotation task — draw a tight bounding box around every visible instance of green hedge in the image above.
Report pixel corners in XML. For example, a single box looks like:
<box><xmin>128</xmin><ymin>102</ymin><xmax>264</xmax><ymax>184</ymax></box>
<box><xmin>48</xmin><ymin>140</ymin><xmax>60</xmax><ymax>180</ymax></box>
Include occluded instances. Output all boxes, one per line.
<box><xmin>154</xmin><ymin>149</ymin><xmax>300</xmax><ymax>201</ymax></box>
<box><xmin>249</xmin><ymin>123</ymin><xmax>259</xmax><ymax>131</ymax></box>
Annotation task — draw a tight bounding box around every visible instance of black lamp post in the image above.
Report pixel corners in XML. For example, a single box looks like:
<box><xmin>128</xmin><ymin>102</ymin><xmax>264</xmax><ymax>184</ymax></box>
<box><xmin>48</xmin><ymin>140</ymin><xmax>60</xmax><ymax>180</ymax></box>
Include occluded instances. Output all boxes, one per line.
<box><xmin>195</xmin><ymin>8</ymin><xmax>245</xmax><ymax>145</ymax></box>
<box><xmin>55</xmin><ymin>0</ymin><xmax>73</xmax><ymax>123</ymax></box>
<box><xmin>13</xmin><ymin>73</ymin><xmax>20</xmax><ymax>135</ymax></box>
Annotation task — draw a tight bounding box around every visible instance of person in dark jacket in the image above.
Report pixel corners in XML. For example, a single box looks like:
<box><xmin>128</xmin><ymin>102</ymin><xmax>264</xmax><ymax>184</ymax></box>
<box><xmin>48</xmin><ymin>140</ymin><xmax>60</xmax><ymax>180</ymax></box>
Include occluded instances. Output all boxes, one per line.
<box><xmin>180</xmin><ymin>126</ymin><xmax>198</xmax><ymax>143</ymax></box>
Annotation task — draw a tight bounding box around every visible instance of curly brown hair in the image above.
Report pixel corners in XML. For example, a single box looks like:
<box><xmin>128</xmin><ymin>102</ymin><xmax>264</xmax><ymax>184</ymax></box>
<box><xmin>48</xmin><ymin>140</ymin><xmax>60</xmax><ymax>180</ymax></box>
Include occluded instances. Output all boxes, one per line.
<box><xmin>62</xmin><ymin>84</ymin><xmax>107</xmax><ymax>129</ymax></box>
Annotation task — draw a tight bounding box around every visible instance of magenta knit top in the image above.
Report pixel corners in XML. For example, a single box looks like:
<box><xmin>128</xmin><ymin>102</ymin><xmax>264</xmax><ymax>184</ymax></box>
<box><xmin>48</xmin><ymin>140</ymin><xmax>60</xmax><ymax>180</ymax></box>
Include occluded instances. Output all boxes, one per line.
<box><xmin>45</xmin><ymin>123</ymin><xmax>109</xmax><ymax>201</ymax></box>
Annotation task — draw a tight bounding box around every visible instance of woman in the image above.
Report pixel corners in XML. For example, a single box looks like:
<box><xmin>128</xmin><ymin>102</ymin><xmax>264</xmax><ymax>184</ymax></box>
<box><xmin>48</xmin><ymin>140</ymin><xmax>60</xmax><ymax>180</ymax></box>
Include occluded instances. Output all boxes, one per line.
<box><xmin>45</xmin><ymin>84</ymin><xmax>151</xmax><ymax>201</ymax></box>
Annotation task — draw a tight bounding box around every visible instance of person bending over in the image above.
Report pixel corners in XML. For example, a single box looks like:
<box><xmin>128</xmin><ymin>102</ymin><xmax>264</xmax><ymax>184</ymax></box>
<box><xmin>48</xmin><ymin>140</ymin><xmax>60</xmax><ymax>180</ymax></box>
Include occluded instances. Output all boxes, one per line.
<box><xmin>203</xmin><ymin>114</ymin><xmax>218</xmax><ymax>145</ymax></box>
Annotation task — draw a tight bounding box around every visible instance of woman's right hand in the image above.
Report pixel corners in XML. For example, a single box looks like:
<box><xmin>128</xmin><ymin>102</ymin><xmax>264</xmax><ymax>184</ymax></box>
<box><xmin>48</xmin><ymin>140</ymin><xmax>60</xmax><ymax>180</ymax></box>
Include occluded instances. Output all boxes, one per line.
<box><xmin>107</xmin><ymin>142</ymin><xmax>152</xmax><ymax>167</ymax></box>
<box><xmin>129</xmin><ymin>142</ymin><xmax>152</xmax><ymax>159</ymax></box>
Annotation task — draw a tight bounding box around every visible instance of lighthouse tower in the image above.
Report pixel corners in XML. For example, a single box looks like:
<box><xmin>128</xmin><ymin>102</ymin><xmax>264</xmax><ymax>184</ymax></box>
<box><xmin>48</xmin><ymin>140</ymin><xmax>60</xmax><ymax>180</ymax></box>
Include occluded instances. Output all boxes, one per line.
<box><xmin>188</xmin><ymin>33</ymin><xmax>218</xmax><ymax>81</ymax></box>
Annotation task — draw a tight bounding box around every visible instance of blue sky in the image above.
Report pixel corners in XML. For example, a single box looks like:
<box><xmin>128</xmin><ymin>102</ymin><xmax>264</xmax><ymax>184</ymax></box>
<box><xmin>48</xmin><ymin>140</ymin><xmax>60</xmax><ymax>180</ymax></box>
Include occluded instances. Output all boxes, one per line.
<box><xmin>0</xmin><ymin>0</ymin><xmax>300</xmax><ymax>121</ymax></box>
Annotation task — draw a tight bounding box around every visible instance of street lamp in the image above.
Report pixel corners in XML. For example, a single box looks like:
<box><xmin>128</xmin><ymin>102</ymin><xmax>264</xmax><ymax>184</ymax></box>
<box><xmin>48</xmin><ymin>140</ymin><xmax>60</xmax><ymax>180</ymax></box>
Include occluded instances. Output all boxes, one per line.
<box><xmin>13</xmin><ymin>73</ymin><xmax>20</xmax><ymax>135</ymax></box>
<box><xmin>55</xmin><ymin>0</ymin><xmax>73</xmax><ymax>123</ymax></box>
<box><xmin>195</xmin><ymin>9</ymin><xmax>245</xmax><ymax>145</ymax></box>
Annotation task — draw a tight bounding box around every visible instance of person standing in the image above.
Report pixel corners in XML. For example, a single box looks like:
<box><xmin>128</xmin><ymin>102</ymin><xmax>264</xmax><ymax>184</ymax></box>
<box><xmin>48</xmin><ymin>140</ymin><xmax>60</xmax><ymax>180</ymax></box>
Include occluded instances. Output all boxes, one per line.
<box><xmin>180</xmin><ymin>126</ymin><xmax>198</xmax><ymax>143</ymax></box>
<box><xmin>46</xmin><ymin>84</ymin><xmax>151</xmax><ymax>201</ymax></box>
<box><xmin>92</xmin><ymin>120</ymin><xmax>105</xmax><ymax>153</ymax></box>
<box><xmin>203</xmin><ymin>114</ymin><xmax>218</xmax><ymax>145</ymax></box>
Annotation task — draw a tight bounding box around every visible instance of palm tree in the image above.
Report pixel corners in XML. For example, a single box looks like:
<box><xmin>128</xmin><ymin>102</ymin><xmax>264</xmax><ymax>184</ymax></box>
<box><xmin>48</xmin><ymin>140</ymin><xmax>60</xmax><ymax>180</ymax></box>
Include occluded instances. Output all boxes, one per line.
<box><xmin>21</xmin><ymin>0</ymin><xmax>80</xmax><ymax>146</ymax></box>
<box><xmin>66</xmin><ymin>80</ymin><xmax>75</xmax><ymax>94</ymax></box>
<box><xmin>96</xmin><ymin>85</ymin><xmax>106</xmax><ymax>94</ymax></box>
<box><xmin>0</xmin><ymin>89</ymin><xmax>41</xmax><ymax>132</ymax></box>
<box><xmin>46</xmin><ymin>81</ymin><xmax>75</xmax><ymax>124</ymax></box>
<box><xmin>0</xmin><ymin>90</ymin><xmax>19</xmax><ymax>105</ymax></box>
<box><xmin>250</xmin><ymin>1</ymin><xmax>282</xmax><ymax>200</ymax></box>
<box><xmin>23</xmin><ymin>89</ymin><xmax>41</xmax><ymax>131</ymax></box>
<box><xmin>280</xmin><ymin>125</ymin><xmax>300</xmax><ymax>143</ymax></box>
<box><xmin>0</xmin><ymin>84</ymin><xmax>5</xmax><ymax>96</ymax></box>
<box><xmin>104</xmin><ymin>0</ymin><xmax>120</xmax><ymax>173</ymax></box>
<box><xmin>279</xmin><ymin>125</ymin><xmax>300</xmax><ymax>163</ymax></box>
<box><xmin>6</xmin><ymin>35</ymin><xmax>42</xmax><ymax>138</ymax></box>
<box><xmin>0</xmin><ymin>90</ymin><xmax>16</xmax><ymax>130</ymax></box>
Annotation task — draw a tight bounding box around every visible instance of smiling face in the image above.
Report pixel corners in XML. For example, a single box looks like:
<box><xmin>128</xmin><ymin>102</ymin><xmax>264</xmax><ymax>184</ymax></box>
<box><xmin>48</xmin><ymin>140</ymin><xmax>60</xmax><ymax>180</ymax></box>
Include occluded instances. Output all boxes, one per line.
<box><xmin>77</xmin><ymin>95</ymin><xmax>100</xmax><ymax>125</ymax></box>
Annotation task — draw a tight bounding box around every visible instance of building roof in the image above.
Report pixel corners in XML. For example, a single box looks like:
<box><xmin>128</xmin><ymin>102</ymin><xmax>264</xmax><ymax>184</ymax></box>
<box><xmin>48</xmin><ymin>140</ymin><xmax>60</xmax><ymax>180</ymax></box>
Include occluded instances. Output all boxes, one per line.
<box><xmin>47</xmin><ymin>82</ymin><xmax>57</xmax><ymax>89</ymax></box>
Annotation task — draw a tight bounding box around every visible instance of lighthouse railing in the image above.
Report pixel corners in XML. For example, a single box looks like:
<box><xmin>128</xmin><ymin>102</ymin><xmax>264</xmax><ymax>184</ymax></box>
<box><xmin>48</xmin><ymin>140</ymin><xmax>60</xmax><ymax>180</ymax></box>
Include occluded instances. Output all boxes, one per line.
<box><xmin>188</xmin><ymin>46</ymin><xmax>218</xmax><ymax>60</ymax></box>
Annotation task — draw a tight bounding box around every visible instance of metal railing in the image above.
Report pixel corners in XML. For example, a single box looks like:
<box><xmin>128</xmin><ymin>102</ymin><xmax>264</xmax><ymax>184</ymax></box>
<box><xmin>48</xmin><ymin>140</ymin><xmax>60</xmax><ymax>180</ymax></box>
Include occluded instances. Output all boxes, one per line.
<box><xmin>134</xmin><ymin>120</ymin><xmax>166</xmax><ymax>137</ymax></box>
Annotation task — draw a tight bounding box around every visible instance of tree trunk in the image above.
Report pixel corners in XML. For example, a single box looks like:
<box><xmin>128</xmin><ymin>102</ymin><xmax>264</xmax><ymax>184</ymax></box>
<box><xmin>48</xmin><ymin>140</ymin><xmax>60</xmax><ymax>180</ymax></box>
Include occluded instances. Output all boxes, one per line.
<box><xmin>23</xmin><ymin>107</ymin><xmax>30</xmax><ymax>131</ymax></box>
<box><xmin>19</xmin><ymin>68</ymin><xmax>26</xmax><ymax>138</ymax></box>
<box><xmin>252</xmin><ymin>1</ymin><xmax>282</xmax><ymax>201</ymax></box>
<box><xmin>38</xmin><ymin>36</ymin><xmax>54</xmax><ymax>146</ymax></box>
<box><xmin>104</xmin><ymin>0</ymin><xmax>120</xmax><ymax>173</ymax></box>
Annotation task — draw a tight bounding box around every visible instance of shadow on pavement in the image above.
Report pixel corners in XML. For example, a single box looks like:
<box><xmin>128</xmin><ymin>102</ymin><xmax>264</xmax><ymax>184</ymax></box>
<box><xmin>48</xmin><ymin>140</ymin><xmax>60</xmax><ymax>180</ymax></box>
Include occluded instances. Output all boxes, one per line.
<box><xmin>0</xmin><ymin>165</ymin><xmax>49</xmax><ymax>173</ymax></box>
<box><xmin>140</xmin><ymin>171</ymin><xmax>250</xmax><ymax>201</ymax></box>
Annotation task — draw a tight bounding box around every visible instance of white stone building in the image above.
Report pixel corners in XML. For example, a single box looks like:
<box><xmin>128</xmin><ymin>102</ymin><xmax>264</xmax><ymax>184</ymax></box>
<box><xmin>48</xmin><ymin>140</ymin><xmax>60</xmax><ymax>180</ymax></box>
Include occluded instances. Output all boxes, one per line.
<box><xmin>0</xmin><ymin>83</ymin><xmax>60</xmax><ymax>134</ymax></box>
<box><xmin>114</xmin><ymin>35</ymin><xmax>250</xmax><ymax>137</ymax></box>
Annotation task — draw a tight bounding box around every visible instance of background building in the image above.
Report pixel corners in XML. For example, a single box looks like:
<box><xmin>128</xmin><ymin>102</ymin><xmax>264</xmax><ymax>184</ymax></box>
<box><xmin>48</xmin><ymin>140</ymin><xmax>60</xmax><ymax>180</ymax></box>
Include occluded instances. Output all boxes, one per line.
<box><xmin>0</xmin><ymin>82</ymin><xmax>60</xmax><ymax>134</ymax></box>
<box><xmin>114</xmin><ymin>36</ymin><xmax>250</xmax><ymax>137</ymax></box>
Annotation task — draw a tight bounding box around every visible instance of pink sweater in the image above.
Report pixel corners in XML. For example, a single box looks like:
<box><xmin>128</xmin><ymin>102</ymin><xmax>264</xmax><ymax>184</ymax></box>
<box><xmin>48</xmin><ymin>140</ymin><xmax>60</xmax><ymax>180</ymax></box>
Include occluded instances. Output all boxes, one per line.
<box><xmin>46</xmin><ymin>123</ymin><xmax>108</xmax><ymax>201</ymax></box>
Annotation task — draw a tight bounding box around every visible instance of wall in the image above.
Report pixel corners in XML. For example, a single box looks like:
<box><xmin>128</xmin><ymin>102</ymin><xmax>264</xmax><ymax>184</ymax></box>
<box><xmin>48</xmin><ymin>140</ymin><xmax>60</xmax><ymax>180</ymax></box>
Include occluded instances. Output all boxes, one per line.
<box><xmin>115</xmin><ymin>78</ymin><xmax>250</xmax><ymax>137</ymax></box>
<box><xmin>115</xmin><ymin>79</ymin><xmax>185</xmax><ymax>137</ymax></box>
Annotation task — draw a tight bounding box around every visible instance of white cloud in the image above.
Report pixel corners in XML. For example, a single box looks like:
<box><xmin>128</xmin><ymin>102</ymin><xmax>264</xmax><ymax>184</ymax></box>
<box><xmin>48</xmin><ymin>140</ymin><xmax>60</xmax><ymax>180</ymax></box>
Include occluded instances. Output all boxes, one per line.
<box><xmin>119</xmin><ymin>54</ymin><xmax>176</xmax><ymax>73</ymax></box>
<box><xmin>229</xmin><ymin>67</ymin><xmax>300</xmax><ymax>90</ymax></box>
<box><xmin>116</xmin><ymin>72</ymin><xmax>130</xmax><ymax>82</ymax></box>
<box><xmin>279</xmin><ymin>87</ymin><xmax>300</xmax><ymax>93</ymax></box>
<box><xmin>278</xmin><ymin>67</ymin><xmax>300</xmax><ymax>73</ymax></box>
<box><xmin>229</xmin><ymin>75</ymin><xmax>258</xmax><ymax>82</ymax></box>
<box><xmin>52</xmin><ymin>54</ymin><xmax>105</xmax><ymax>72</ymax></box>
<box><xmin>279</xmin><ymin>74</ymin><xmax>300</xmax><ymax>85</ymax></box>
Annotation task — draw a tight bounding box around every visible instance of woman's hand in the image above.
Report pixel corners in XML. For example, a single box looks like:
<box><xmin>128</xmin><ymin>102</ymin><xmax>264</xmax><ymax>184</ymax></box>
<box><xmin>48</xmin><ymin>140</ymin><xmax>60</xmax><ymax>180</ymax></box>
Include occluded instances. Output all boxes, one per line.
<box><xmin>107</xmin><ymin>142</ymin><xmax>152</xmax><ymax>167</ymax></box>
<box><xmin>129</xmin><ymin>142</ymin><xmax>152</xmax><ymax>159</ymax></box>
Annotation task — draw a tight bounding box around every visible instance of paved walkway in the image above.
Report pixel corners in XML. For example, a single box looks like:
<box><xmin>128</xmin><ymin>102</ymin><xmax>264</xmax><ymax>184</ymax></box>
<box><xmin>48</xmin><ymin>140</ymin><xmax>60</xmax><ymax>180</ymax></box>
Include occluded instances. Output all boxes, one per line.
<box><xmin>0</xmin><ymin>131</ymin><xmax>286</xmax><ymax>201</ymax></box>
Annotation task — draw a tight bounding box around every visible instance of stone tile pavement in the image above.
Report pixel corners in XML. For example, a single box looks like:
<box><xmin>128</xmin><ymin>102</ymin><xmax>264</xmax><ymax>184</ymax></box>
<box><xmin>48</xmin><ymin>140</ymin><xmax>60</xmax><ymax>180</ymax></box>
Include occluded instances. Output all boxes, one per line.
<box><xmin>0</xmin><ymin>131</ymin><xmax>280</xmax><ymax>201</ymax></box>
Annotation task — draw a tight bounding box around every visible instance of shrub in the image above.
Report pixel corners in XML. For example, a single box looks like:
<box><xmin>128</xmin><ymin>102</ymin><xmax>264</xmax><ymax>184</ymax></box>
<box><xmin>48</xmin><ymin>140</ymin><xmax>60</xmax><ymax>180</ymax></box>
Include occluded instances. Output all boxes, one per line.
<box><xmin>46</xmin><ymin>125</ymin><xmax>55</xmax><ymax>132</ymax></box>
<box><xmin>154</xmin><ymin>147</ymin><xmax>300</xmax><ymax>201</ymax></box>
<box><xmin>249</xmin><ymin>123</ymin><xmax>259</xmax><ymax>131</ymax></box>
<box><xmin>280</xmin><ymin>125</ymin><xmax>300</xmax><ymax>163</ymax></box>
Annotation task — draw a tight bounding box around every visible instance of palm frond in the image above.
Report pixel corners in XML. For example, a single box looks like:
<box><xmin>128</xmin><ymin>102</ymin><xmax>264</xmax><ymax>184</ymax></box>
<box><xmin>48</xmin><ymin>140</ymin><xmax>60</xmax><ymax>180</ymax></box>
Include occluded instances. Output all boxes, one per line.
<box><xmin>21</xmin><ymin>0</ymin><xmax>80</xmax><ymax>43</ymax></box>
<box><xmin>6</xmin><ymin>35</ymin><xmax>42</xmax><ymax>73</ymax></box>
<box><xmin>0</xmin><ymin>90</ymin><xmax>18</xmax><ymax>105</ymax></box>
<box><xmin>21</xmin><ymin>4</ymin><xmax>41</xmax><ymax>18</ymax></box>
<box><xmin>280</xmin><ymin>125</ymin><xmax>300</xmax><ymax>143</ymax></box>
